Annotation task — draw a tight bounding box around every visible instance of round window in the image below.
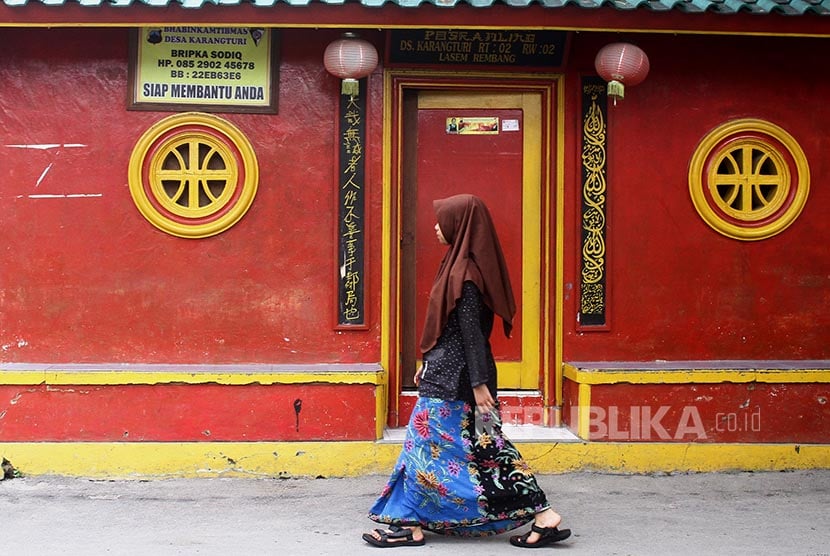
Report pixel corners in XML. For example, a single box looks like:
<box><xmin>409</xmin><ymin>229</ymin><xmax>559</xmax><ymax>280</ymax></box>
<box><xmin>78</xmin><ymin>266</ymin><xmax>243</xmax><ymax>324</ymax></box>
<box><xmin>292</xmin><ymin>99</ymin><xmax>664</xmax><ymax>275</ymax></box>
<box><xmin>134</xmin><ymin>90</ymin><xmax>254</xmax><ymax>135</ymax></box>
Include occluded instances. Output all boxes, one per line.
<box><xmin>688</xmin><ymin>119</ymin><xmax>809</xmax><ymax>241</ymax></box>
<box><xmin>128</xmin><ymin>112</ymin><xmax>259</xmax><ymax>238</ymax></box>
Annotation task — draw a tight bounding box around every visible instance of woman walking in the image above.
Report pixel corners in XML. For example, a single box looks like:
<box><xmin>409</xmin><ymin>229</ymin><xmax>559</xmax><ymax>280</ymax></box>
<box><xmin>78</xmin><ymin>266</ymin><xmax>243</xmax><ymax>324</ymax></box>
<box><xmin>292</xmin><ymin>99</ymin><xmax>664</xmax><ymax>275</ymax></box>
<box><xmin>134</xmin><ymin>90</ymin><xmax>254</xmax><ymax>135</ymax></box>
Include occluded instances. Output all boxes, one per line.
<box><xmin>362</xmin><ymin>194</ymin><xmax>571</xmax><ymax>548</ymax></box>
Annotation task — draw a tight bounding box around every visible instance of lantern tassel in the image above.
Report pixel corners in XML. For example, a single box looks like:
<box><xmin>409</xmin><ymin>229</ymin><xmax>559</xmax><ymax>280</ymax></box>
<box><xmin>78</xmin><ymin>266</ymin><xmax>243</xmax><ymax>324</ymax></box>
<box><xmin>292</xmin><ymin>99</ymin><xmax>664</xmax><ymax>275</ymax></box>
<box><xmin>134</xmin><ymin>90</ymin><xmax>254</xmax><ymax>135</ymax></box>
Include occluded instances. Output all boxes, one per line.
<box><xmin>341</xmin><ymin>78</ymin><xmax>360</xmax><ymax>96</ymax></box>
<box><xmin>607</xmin><ymin>80</ymin><xmax>625</xmax><ymax>101</ymax></box>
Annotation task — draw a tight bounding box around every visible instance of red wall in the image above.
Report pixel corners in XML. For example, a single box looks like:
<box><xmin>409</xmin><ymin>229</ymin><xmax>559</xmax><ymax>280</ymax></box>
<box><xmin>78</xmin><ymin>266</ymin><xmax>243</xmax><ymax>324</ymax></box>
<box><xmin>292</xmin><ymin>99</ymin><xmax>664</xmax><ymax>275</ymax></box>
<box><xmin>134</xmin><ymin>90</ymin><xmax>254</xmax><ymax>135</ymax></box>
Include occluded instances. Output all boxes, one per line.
<box><xmin>0</xmin><ymin>383</ymin><xmax>377</xmax><ymax>441</ymax></box>
<box><xmin>574</xmin><ymin>380</ymin><xmax>828</xmax><ymax>443</ymax></box>
<box><xmin>1</xmin><ymin>28</ymin><xmax>384</xmax><ymax>365</ymax></box>
<box><xmin>562</xmin><ymin>33</ymin><xmax>830</xmax><ymax>362</ymax></box>
<box><xmin>3</xmin><ymin>28</ymin><xmax>828</xmax><ymax>369</ymax></box>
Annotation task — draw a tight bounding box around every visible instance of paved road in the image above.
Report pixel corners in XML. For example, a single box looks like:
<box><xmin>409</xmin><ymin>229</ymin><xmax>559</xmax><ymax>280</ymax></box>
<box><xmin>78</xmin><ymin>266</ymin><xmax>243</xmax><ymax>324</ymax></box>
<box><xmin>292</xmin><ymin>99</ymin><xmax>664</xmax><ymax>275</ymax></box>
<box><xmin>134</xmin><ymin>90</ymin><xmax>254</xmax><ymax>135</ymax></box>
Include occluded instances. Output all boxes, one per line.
<box><xmin>1</xmin><ymin>470</ymin><xmax>828</xmax><ymax>555</ymax></box>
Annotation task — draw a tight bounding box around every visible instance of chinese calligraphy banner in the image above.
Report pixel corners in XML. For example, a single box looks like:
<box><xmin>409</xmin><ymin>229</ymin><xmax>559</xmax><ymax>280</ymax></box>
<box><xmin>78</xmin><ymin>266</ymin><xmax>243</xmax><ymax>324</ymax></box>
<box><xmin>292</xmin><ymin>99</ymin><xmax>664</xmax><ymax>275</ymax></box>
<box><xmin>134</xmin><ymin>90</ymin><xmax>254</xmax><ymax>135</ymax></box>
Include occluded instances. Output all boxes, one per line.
<box><xmin>337</xmin><ymin>80</ymin><xmax>367</xmax><ymax>327</ymax></box>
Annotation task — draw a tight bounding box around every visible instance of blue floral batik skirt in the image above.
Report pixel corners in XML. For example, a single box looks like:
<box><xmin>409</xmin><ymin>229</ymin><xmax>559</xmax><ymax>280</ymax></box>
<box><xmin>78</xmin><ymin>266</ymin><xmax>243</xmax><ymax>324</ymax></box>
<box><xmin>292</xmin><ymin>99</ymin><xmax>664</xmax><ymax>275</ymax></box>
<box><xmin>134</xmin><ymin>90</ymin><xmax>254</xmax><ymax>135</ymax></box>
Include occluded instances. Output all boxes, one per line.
<box><xmin>368</xmin><ymin>397</ymin><xmax>549</xmax><ymax>537</ymax></box>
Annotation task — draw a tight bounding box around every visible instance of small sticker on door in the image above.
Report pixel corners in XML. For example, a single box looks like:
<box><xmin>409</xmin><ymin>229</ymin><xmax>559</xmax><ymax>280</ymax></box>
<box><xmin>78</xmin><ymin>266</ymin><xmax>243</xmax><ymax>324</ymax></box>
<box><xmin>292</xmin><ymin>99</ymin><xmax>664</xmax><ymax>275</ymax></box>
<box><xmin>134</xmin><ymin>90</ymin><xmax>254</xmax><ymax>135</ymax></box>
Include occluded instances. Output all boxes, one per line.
<box><xmin>446</xmin><ymin>117</ymin><xmax>499</xmax><ymax>135</ymax></box>
<box><xmin>502</xmin><ymin>119</ymin><xmax>520</xmax><ymax>132</ymax></box>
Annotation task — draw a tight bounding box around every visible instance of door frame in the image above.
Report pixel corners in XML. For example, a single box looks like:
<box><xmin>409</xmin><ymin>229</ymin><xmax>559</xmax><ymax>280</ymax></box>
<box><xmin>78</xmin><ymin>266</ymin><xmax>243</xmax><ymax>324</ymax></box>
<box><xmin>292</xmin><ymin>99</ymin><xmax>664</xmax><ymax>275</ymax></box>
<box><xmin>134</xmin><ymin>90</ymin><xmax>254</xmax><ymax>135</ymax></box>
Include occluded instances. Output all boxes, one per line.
<box><xmin>408</xmin><ymin>90</ymin><xmax>540</xmax><ymax>390</ymax></box>
<box><xmin>380</xmin><ymin>69</ymin><xmax>565</xmax><ymax>429</ymax></box>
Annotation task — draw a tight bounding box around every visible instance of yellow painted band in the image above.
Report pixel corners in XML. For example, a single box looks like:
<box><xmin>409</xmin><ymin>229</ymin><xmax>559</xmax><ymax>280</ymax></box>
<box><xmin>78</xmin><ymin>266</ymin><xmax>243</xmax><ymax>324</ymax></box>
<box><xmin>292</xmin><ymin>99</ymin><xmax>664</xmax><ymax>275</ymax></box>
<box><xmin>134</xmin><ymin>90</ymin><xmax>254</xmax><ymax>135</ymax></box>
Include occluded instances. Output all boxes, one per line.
<box><xmin>380</xmin><ymin>70</ymin><xmax>394</xmax><ymax>424</ymax></box>
<box><xmin>1</xmin><ymin>441</ymin><xmax>827</xmax><ymax>479</ymax></box>
<box><xmin>375</xmin><ymin>384</ymin><xmax>387</xmax><ymax>440</ymax></box>
<box><xmin>520</xmin><ymin>91</ymin><xmax>543</xmax><ymax>390</ymax></box>
<box><xmin>554</xmin><ymin>75</ymin><xmax>566</xmax><ymax>409</ymax></box>
<box><xmin>577</xmin><ymin>382</ymin><xmax>591</xmax><ymax>439</ymax></box>
<box><xmin>563</xmin><ymin>364</ymin><xmax>830</xmax><ymax>385</ymax></box>
<box><xmin>0</xmin><ymin>369</ymin><xmax>384</xmax><ymax>386</ymax></box>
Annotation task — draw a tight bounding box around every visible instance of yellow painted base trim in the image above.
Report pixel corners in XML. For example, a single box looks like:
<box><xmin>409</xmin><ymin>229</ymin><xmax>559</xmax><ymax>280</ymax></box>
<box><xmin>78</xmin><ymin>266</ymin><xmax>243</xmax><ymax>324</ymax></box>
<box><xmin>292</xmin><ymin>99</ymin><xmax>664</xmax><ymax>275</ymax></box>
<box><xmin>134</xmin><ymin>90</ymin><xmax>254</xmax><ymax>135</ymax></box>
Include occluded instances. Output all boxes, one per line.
<box><xmin>563</xmin><ymin>363</ymin><xmax>830</xmax><ymax>385</ymax></box>
<box><xmin>577</xmin><ymin>382</ymin><xmax>591</xmax><ymax>439</ymax></box>
<box><xmin>0</xmin><ymin>367</ymin><xmax>384</xmax><ymax>386</ymax></box>
<box><xmin>1</xmin><ymin>442</ymin><xmax>828</xmax><ymax>479</ymax></box>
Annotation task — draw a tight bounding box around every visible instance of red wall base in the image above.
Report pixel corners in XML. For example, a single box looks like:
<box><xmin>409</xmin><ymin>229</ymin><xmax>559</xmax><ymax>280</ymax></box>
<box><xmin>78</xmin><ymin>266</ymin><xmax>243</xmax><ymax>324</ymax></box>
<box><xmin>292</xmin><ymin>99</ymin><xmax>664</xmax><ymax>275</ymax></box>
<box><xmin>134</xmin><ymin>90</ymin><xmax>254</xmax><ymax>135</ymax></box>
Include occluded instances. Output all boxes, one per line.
<box><xmin>0</xmin><ymin>383</ymin><xmax>377</xmax><ymax>441</ymax></box>
<box><xmin>563</xmin><ymin>379</ymin><xmax>828</xmax><ymax>443</ymax></box>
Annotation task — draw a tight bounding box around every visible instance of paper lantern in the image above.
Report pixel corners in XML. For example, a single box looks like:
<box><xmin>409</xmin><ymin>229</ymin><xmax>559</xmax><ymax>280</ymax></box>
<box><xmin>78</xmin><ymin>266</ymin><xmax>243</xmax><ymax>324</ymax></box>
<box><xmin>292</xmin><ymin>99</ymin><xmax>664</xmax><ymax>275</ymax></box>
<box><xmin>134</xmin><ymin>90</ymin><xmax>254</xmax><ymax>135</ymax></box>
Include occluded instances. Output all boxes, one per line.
<box><xmin>594</xmin><ymin>43</ymin><xmax>650</xmax><ymax>104</ymax></box>
<box><xmin>323</xmin><ymin>33</ymin><xmax>379</xmax><ymax>97</ymax></box>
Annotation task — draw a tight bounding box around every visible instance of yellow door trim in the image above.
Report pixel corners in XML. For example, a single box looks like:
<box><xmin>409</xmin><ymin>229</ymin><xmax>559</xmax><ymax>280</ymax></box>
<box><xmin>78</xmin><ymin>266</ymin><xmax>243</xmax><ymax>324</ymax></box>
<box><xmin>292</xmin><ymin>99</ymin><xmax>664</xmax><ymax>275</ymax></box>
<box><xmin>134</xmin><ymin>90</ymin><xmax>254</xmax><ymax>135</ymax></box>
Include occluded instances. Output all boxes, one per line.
<box><xmin>417</xmin><ymin>91</ymin><xmax>542</xmax><ymax>389</ymax></box>
<box><xmin>418</xmin><ymin>91</ymin><xmax>544</xmax><ymax>390</ymax></box>
<box><xmin>382</xmin><ymin>70</ymin><xmax>563</xmax><ymax>431</ymax></box>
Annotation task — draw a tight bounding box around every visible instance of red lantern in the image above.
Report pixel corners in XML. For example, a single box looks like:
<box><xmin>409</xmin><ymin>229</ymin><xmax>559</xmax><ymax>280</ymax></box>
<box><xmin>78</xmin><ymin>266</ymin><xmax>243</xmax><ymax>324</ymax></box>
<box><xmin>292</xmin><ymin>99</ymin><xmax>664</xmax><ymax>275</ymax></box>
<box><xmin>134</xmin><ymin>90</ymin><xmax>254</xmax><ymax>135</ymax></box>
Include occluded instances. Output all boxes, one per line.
<box><xmin>323</xmin><ymin>33</ymin><xmax>379</xmax><ymax>97</ymax></box>
<box><xmin>594</xmin><ymin>43</ymin><xmax>650</xmax><ymax>105</ymax></box>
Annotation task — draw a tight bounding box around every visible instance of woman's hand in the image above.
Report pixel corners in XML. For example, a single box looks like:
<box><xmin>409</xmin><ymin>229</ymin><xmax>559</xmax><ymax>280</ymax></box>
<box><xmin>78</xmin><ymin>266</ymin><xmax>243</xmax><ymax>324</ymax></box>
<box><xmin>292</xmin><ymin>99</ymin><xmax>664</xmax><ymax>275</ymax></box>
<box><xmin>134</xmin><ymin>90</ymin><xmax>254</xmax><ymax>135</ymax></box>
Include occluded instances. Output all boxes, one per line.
<box><xmin>414</xmin><ymin>364</ymin><xmax>423</xmax><ymax>386</ymax></box>
<box><xmin>473</xmin><ymin>384</ymin><xmax>495</xmax><ymax>414</ymax></box>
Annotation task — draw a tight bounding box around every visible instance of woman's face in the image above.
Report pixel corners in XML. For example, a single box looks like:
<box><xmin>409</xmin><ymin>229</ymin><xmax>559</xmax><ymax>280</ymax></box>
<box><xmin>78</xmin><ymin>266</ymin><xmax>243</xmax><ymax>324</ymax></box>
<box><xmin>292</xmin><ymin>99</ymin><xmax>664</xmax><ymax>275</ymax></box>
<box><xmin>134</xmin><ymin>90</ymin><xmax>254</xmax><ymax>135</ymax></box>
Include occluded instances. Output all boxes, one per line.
<box><xmin>434</xmin><ymin>222</ymin><xmax>449</xmax><ymax>245</ymax></box>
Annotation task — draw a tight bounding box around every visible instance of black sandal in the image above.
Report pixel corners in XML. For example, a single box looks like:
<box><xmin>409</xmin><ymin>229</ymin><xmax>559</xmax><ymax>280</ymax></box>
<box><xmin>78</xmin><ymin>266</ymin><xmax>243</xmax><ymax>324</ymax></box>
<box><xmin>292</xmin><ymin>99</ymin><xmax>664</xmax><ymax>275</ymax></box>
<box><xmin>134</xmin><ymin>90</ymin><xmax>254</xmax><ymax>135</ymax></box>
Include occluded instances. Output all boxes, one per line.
<box><xmin>509</xmin><ymin>523</ymin><xmax>571</xmax><ymax>548</ymax></box>
<box><xmin>362</xmin><ymin>525</ymin><xmax>426</xmax><ymax>548</ymax></box>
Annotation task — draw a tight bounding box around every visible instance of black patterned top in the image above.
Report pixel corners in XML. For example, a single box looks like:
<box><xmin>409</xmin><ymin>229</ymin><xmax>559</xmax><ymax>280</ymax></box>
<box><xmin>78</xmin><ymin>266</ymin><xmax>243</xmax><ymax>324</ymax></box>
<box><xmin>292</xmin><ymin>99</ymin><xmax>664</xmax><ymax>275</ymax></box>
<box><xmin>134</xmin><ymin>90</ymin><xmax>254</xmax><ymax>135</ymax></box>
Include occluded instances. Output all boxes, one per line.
<box><xmin>418</xmin><ymin>281</ymin><xmax>498</xmax><ymax>404</ymax></box>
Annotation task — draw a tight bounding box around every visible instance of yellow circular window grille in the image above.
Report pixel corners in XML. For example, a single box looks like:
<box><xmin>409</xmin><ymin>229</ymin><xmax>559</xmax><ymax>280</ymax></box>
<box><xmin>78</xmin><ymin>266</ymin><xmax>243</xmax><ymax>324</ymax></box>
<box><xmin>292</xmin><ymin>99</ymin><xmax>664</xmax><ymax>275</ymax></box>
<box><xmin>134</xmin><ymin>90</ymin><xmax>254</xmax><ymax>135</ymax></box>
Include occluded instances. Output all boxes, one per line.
<box><xmin>151</xmin><ymin>132</ymin><xmax>238</xmax><ymax>219</ymax></box>
<box><xmin>689</xmin><ymin>119</ymin><xmax>809</xmax><ymax>241</ymax></box>
<box><xmin>707</xmin><ymin>138</ymin><xmax>790</xmax><ymax>223</ymax></box>
<box><xmin>129</xmin><ymin>112</ymin><xmax>258</xmax><ymax>239</ymax></box>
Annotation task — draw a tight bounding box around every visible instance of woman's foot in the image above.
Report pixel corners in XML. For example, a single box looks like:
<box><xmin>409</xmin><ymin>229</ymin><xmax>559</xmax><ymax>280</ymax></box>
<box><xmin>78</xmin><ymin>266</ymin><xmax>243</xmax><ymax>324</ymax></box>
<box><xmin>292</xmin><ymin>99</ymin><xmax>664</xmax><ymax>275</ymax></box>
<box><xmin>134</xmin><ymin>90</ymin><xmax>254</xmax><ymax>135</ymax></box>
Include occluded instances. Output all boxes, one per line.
<box><xmin>509</xmin><ymin>509</ymin><xmax>571</xmax><ymax>548</ymax></box>
<box><xmin>362</xmin><ymin>525</ymin><xmax>425</xmax><ymax>547</ymax></box>
<box><xmin>533</xmin><ymin>508</ymin><xmax>561</xmax><ymax>529</ymax></box>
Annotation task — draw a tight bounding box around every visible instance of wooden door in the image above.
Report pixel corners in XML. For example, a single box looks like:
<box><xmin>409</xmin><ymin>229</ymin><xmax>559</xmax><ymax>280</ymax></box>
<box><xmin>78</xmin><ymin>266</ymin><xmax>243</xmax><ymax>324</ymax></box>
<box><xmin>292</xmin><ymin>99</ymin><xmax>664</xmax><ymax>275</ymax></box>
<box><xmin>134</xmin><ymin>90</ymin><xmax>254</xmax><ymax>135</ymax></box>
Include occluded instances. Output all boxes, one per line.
<box><xmin>401</xmin><ymin>91</ymin><xmax>543</xmax><ymax>390</ymax></box>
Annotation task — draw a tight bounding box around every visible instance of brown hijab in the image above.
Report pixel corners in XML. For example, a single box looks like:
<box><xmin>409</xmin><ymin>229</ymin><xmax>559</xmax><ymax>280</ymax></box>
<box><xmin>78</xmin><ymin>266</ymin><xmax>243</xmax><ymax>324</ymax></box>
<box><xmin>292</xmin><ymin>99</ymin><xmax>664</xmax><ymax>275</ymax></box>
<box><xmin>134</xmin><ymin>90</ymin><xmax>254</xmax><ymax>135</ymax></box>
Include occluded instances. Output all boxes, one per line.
<box><xmin>420</xmin><ymin>194</ymin><xmax>516</xmax><ymax>353</ymax></box>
